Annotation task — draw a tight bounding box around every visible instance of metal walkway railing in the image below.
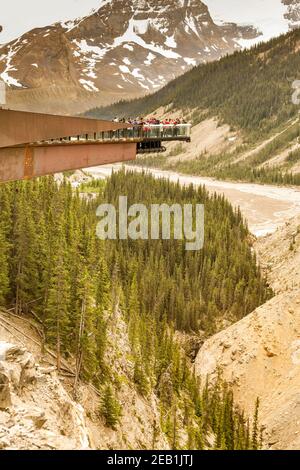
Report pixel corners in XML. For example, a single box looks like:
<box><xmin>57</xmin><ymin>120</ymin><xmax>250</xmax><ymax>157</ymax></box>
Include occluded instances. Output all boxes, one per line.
<box><xmin>38</xmin><ymin>124</ymin><xmax>192</xmax><ymax>146</ymax></box>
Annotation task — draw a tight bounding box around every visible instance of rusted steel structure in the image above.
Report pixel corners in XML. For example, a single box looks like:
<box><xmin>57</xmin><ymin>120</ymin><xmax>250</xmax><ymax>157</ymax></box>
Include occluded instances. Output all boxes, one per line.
<box><xmin>0</xmin><ymin>109</ymin><xmax>136</xmax><ymax>183</ymax></box>
<box><xmin>0</xmin><ymin>109</ymin><xmax>191</xmax><ymax>183</ymax></box>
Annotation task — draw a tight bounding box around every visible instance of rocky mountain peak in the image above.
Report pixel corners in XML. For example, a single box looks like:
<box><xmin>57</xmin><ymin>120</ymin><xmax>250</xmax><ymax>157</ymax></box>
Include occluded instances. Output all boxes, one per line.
<box><xmin>0</xmin><ymin>0</ymin><xmax>258</xmax><ymax>113</ymax></box>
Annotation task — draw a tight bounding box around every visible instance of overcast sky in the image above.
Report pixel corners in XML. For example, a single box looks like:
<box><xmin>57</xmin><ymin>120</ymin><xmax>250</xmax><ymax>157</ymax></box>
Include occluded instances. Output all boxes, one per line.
<box><xmin>0</xmin><ymin>0</ymin><xmax>290</xmax><ymax>44</ymax></box>
<box><xmin>204</xmin><ymin>0</ymin><xmax>289</xmax><ymax>42</ymax></box>
<box><xmin>0</xmin><ymin>0</ymin><xmax>102</xmax><ymax>43</ymax></box>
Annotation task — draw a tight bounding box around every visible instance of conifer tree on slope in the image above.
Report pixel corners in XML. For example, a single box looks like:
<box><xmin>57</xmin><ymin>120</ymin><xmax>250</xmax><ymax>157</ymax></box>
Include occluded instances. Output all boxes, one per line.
<box><xmin>45</xmin><ymin>222</ymin><xmax>70</xmax><ymax>371</ymax></box>
<box><xmin>74</xmin><ymin>264</ymin><xmax>98</xmax><ymax>392</ymax></box>
<box><xmin>0</xmin><ymin>223</ymin><xmax>10</xmax><ymax>306</ymax></box>
<box><xmin>101</xmin><ymin>384</ymin><xmax>122</xmax><ymax>429</ymax></box>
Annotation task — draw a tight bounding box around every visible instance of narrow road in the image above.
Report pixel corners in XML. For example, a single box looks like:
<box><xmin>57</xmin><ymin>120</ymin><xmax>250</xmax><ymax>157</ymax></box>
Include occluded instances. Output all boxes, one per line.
<box><xmin>86</xmin><ymin>164</ymin><xmax>300</xmax><ymax>237</ymax></box>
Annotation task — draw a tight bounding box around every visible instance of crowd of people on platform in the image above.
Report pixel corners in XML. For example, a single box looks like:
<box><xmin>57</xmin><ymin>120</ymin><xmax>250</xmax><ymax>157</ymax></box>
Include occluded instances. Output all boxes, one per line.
<box><xmin>113</xmin><ymin>116</ymin><xmax>188</xmax><ymax>126</ymax></box>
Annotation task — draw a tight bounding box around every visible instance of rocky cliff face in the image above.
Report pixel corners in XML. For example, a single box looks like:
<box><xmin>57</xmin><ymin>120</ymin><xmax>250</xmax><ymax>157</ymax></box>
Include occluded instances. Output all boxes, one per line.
<box><xmin>0</xmin><ymin>306</ymin><xmax>170</xmax><ymax>450</ymax></box>
<box><xmin>0</xmin><ymin>341</ymin><xmax>90</xmax><ymax>450</ymax></box>
<box><xmin>0</xmin><ymin>0</ymin><xmax>258</xmax><ymax>113</ymax></box>
<box><xmin>195</xmin><ymin>214</ymin><xmax>300</xmax><ymax>450</ymax></box>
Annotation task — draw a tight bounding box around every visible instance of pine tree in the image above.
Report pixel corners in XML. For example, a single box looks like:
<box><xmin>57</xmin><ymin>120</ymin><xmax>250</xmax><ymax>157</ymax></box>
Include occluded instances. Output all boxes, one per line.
<box><xmin>94</xmin><ymin>254</ymin><xmax>111</xmax><ymax>375</ymax></box>
<box><xmin>171</xmin><ymin>401</ymin><xmax>179</xmax><ymax>450</ymax></box>
<box><xmin>45</xmin><ymin>225</ymin><xmax>70</xmax><ymax>371</ymax></box>
<box><xmin>12</xmin><ymin>191</ymin><xmax>31</xmax><ymax>314</ymax></box>
<box><xmin>74</xmin><ymin>264</ymin><xmax>98</xmax><ymax>392</ymax></box>
<box><xmin>0</xmin><ymin>224</ymin><xmax>10</xmax><ymax>306</ymax></box>
<box><xmin>134</xmin><ymin>356</ymin><xmax>149</xmax><ymax>396</ymax></box>
<box><xmin>128</xmin><ymin>273</ymin><xmax>140</xmax><ymax>351</ymax></box>
<box><xmin>252</xmin><ymin>397</ymin><xmax>260</xmax><ymax>450</ymax></box>
<box><xmin>151</xmin><ymin>419</ymin><xmax>159</xmax><ymax>449</ymax></box>
<box><xmin>0</xmin><ymin>184</ymin><xmax>12</xmax><ymax>307</ymax></box>
<box><xmin>101</xmin><ymin>385</ymin><xmax>122</xmax><ymax>429</ymax></box>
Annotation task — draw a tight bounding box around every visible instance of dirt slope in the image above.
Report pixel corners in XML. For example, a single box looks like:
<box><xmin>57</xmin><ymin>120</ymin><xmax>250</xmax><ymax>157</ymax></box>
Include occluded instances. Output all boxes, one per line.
<box><xmin>195</xmin><ymin>214</ymin><xmax>300</xmax><ymax>450</ymax></box>
<box><xmin>166</xmin><ymin>117</ymin><xmax>240</xmax><ymax>163</ymax></box>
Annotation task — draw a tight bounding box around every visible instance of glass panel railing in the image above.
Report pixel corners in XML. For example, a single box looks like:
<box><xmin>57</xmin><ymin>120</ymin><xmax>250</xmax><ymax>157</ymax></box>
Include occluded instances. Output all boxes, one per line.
<box><xmin>39</xmin><ymin>124</ymin><xmax>191</xmax><ymax>145</ymax></box>
<box><xmin>101</xmin><ymin>125</ymin><xmax>192</xmax><ymax>141</ymax></box>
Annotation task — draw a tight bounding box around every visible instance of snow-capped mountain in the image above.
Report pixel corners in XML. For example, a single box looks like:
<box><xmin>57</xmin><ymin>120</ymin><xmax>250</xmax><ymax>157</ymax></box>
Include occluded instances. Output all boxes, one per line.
<box><xmin>0</xmin><ymin>0</ymin><xmax>299</xmax><ymax>114</ymax></box>
<box><xmin>0</xmin><ymin>0</ymin><xmax>258</xmax><ymax>113</ymax></box>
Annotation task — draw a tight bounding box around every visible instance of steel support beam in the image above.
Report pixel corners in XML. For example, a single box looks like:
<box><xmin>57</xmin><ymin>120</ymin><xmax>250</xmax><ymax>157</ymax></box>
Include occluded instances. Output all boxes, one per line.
<box><xmin>0</xmin><ymin>109</ymin><xmax>131</xmax><ymax>148</ymax></box>
<box><xmin>0</xmin><ymin>142</ymin><xmax>137</xmax><ymax>183</ymax></box>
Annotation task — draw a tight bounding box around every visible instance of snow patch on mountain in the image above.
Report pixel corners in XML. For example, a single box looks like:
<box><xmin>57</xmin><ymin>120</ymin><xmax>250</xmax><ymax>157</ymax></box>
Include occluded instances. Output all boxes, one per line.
<box><xmin>165</xmin><ymin>35</ymin><xmax>177</xmax><ymax>48</ymax></box>
<box><xmin>185</xmin><ymin>14</ymin><xmax>201</xmax><ymax>37</ymax></box>
<box><xmin>0</xmin><ymin>40</ymin><xmax>24</xmax><ymax>87</ymax></box>
<box><xmin>79</xmin><ymin>78</ymin><xmax>99</xmax><ymax>92</ymax></box>
<box><xmin>69</xmin><ymin>13</ymin><xmax>185</xmax><ymax>89</ymax></box>
<box><xmin>184</xmin><ymin>57</ymin><xmax>196</xmax><ymax>66</ymax></box>
<box><xmin>144</xmin><ymin>53</ymin><xmax>156</xmax><ymax>66</ymax></box>
<box><xmin>111</xmin><ymin>18</ymin><xmax>182</xmax><ymax>59</ymax></box>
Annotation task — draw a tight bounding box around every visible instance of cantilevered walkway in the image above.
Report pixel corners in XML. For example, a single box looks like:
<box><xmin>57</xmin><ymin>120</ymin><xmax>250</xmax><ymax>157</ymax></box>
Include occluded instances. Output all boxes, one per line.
<box><xmin>0</xmin><ymin>109</ymin><xmax>191</xmax><ymax>183</ymax></box>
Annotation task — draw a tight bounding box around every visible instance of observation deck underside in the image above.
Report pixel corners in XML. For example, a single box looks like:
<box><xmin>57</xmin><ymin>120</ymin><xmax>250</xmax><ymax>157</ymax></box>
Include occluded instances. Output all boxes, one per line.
<box><xmin>0</xmin><ymin>109</ymin><xmax>191</xmax><ymax>182</ymax></box>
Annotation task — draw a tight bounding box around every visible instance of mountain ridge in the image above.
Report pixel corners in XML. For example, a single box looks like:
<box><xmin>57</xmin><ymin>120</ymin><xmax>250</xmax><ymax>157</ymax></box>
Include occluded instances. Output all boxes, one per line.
<box><xmin>93</xmin><ymin>27</ymin><xmax>300</xmax><ymax>186</ymax></box>
<box><xmin>0</xmin><ymin>0</ymin><xmax>259</xmax><ymax>113</ymax></box>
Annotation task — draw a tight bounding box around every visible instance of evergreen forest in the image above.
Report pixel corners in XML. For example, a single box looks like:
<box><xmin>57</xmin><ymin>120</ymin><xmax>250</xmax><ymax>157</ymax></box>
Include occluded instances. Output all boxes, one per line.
<box><xmin>0</xmin><ymin>171</ymin><xmax>271</xmax><ymax>448</ymax></box>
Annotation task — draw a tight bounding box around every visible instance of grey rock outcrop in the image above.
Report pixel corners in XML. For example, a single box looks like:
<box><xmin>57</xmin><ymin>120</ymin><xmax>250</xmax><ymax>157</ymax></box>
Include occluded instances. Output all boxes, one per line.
<box><xmin>0</xmin><ymin>341</ymin><xmax>91</xmax><ymax>450</ymax></box>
